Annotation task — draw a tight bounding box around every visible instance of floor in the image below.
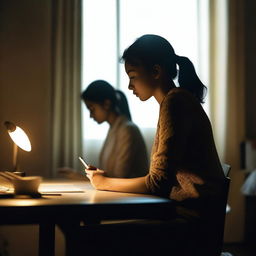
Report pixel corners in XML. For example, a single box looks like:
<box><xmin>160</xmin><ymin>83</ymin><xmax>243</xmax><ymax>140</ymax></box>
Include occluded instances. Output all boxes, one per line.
<box><xmin>222</xmin><ymin>243</ymin><xmax>256</xmax><ymax>256</ymax></box>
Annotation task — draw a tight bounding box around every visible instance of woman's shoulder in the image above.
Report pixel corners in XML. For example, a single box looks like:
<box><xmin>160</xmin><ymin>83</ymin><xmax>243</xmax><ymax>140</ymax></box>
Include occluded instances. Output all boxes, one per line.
<box><xmin>166</xmin><ymin>87</ymin><xmax>195</xmax><ymax>100</ymax></box>
<box><xmin>159</xmin><ymin>88</ymin><xmax>204</xmax><ymax>123</ymax></box>
<box><xmin>117</xmin><ymin>116</ymin><xmax>140</xmax><ymax>134</ymax></box>
<box><xmin>122</xmin><ymin>119</ymin><xmax>141</xmax><ymax>134</ymax></box>
<box><xmin>162</xmin><ymin>87</ymin><xmax>200</xmax><ymax>109</ymax></box>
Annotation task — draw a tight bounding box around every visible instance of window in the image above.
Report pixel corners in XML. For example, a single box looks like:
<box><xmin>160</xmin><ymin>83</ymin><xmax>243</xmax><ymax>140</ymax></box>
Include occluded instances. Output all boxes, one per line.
<box><xmin>82</xmin><ymin>0</ymin><xmax>209</xmax><ymax>162</ymax></box>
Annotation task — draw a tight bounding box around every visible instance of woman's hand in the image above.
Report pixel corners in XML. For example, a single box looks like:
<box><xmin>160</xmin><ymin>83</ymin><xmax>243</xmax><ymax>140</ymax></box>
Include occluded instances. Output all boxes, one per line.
<box><xmin>85</xmin><ymin>165</ymin><xmax>106</xmax><ymax>190</ymax></box>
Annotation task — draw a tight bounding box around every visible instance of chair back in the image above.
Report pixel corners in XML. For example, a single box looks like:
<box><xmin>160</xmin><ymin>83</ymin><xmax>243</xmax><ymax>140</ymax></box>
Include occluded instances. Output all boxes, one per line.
<box><xmin>222</xmin><ymin>163</ymin><xmax>231</xmax><ymax>177</ymax></box>
<box><xmin>200</xmin><ymin>175</ymin><xmax>230</xmax><ymax>256</ymax></box>
<box><xmin>214</xmin><ymin>176</ymin><xmax>230</xmax><ymax>254</ymax></box>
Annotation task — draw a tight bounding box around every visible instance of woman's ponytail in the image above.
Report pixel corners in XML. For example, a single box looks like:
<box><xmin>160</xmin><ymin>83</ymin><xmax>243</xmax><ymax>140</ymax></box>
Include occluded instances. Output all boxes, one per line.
<box><xmin>115</xmin><ymin>90</ymin><xmax>132</xmax><ymax>121</ymax></box>
<box><xmin>176</xmin><ymin>55</ymin><xmax>207</xmax><ymax>103</ymax></box>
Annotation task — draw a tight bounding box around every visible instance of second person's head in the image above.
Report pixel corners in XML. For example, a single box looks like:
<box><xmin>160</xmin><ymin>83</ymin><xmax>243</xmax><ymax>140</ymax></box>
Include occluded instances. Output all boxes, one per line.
<box><xmin>81</xmin><ymin>80</ymin><xmax>131</xmax><ymax>124</ymax></box>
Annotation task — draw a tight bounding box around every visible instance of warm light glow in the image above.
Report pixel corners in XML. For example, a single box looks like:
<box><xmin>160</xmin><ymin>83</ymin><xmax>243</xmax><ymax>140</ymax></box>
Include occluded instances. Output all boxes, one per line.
<box><xmin>13</xmin><ymin>199</ymin><xmax>39</xmax><ymax>206</ymax></box>
<box><xmin>8</xmin><ymin>126</ymin><xmax>32</xmax><ymax>152</ymax></box>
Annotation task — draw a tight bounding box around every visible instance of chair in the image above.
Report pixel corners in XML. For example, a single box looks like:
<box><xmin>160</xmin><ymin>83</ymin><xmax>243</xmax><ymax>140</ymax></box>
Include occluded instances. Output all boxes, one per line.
<box><xmin>222</xmin><ymin>163</ymin><xmax>231</xmax><ymax>177</ymax></box>
<box><xmin>197</xmin><ymin>163</ymin><xmax>231</xmax><ymax>256</ymax></box>
<box><xmin>200</xmin><ymin>175</ymin><xmax>231</xmax><ymax>256</ymax></box>
<box><xmin>222</xmin><ymin>163</ymin><xmax>231</xmax><ymax>214</ymax></box>
<box><xmin>221</xmin><ymin>163</ymin><xmax>233</xmax><ymax>256</ymax></box>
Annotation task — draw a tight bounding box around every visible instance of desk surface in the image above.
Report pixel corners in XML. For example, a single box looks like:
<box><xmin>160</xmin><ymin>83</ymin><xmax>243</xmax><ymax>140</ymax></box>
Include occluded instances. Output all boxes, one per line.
<box><xmin>0</xmin><ymin>179</ymin><xmax>174</xmax><ymax>256</ymax></box>
<box><xmin>0</xmin><ymin>179</ymin><xmax>174</xmax><ymax>224</ymax></box>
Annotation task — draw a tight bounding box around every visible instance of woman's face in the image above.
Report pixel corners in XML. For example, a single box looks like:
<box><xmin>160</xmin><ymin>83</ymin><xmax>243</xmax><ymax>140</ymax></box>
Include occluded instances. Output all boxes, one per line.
<box><xmin>125</xmin><ymin>62</ymin><xmax>157</xmax><ymax>101</ymax></box>
<box><xmin>84</xmin><ymin>100</ymin><xmax>109</xmax><ymax>124</ymax></box>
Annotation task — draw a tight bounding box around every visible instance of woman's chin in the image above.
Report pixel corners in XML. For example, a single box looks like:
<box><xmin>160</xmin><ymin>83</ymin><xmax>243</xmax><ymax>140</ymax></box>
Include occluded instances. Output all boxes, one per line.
<box><xmin>94</xmin><ymin>119</ymin><xmax>102</xmax><ymax>124</ymax></box>
<box><xmin>139</xmin><ymin>95</ymin><xmax>150</xmax><ymax>101</ymax></box>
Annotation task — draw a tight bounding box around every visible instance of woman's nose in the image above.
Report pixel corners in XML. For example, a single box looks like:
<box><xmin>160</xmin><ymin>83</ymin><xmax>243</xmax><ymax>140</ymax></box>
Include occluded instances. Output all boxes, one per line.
<box><xmin>128</xmin><ymin>82</ymin><xmax>133</xmax><ymax>90</ymax></box>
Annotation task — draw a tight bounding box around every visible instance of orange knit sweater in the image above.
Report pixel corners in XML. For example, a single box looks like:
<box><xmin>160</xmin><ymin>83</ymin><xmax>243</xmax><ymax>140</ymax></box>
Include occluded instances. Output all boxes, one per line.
<box><xmin>145</xmin><ymin>88</ymin><xmax>225</xmax><ymax>203</ymax></box>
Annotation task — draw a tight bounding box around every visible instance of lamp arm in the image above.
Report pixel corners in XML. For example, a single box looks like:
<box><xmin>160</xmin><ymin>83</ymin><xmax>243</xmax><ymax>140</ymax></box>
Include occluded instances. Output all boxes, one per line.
<box><xmin>13</xmin><ymin>143</ymin><xmax>18</xmax><ymax>171</ymax></box>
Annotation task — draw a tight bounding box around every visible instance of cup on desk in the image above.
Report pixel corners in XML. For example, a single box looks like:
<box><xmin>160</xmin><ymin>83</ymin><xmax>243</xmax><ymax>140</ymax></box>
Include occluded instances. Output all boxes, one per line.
<box><xmin>13</xmin><ymin>176</ymin><xmax>42</xmax><ymax>196</ymax></box>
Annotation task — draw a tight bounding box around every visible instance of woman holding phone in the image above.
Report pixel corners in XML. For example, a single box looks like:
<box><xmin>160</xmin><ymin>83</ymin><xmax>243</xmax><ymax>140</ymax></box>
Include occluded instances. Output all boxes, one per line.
<box><xmin>76</xmin><ymin>35</ymin><xmax>226</xmax><ymax>256</ymax></box>
<box><xmin>86</xmin><ymin>35</ymin><xmax>224</xmax><ymax>205</ymax></box>
<box><xmin>59</xmin><ymin>80</ymin><xmax>148</xmax><ymax>179</ymax></box>
<box><xmin>82</xmin><ymin>80</ymin><xmax>148</xmax><ymax>178</ymax></box>
<box><xmin>82</xmin><ymin>34</ymin><xmax>226</xmax><ymax>256</ymax></box>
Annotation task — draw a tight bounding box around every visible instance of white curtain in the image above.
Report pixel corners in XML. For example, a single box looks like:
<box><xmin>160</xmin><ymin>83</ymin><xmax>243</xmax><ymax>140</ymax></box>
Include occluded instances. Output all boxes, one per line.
<box><xmin>51</xmin><ymin>0</ymin><xmax>82</xmax><ymax>176</ymax></box>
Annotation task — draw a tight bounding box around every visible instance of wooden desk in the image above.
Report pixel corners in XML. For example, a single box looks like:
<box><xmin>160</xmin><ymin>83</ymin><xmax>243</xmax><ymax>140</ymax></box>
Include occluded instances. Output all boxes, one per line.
<box><xmin>0</xmin><ymin>179</ymin><xmax>174</xmax><ymax>256</ymax></box>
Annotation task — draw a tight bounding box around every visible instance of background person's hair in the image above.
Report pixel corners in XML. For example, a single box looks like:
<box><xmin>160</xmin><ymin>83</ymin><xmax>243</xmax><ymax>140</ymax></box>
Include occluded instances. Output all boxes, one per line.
<box><xmin>81</xmin><ymin>80</ymin><xmax>132</xmax><ymax>120</ymax></box>
<box><xmin>115</xmin><ymin>89</ymin><xmax>132</xmax><ymax>121</ymax></box>
<box><xmin>121</xmin><ymin>34</ymin><xmax>207</xmax><ymax>103</ymax></box>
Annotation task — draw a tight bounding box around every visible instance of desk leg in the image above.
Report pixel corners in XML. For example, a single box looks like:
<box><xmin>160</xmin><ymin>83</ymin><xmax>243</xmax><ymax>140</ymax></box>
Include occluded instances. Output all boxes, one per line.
<box><xmin>39</xmin><ymin>222</ymin><xmax>55</xmax><ymax>256</ymax></box>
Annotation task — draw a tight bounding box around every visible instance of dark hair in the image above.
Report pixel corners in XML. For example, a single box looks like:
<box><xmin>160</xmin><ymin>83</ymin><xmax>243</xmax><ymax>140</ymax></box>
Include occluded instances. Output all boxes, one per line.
<box><xmin>121</xmin><ymin>34</ymin><xmax>207</xmax><ymax>103</ymax></box>
<box><xmin>81</xmin><ymin>80</ymin><xmax>132</xmax><ymax>120</ymax></box>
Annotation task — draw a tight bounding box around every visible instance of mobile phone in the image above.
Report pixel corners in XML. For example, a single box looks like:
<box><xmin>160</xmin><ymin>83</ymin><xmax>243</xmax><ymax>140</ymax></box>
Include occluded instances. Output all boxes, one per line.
<box><xmin>78</xmin><ymin>157</ymin><xmax>89</xmax><ymax>169</ymax></box>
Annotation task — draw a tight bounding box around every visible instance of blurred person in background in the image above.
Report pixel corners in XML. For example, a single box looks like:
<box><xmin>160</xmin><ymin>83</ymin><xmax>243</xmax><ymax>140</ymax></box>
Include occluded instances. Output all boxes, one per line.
<box><xmin>59</xmin><ymin>80</ymin><xmax>148</xmax><ymax>179</ymax></box>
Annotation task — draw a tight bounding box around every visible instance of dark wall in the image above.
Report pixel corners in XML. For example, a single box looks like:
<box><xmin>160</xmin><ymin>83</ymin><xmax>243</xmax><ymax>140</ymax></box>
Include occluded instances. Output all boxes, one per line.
<box><xmin>244</xmin><ymin>0</ymin><xmax>256</xmax><ymax>139</ymax></box>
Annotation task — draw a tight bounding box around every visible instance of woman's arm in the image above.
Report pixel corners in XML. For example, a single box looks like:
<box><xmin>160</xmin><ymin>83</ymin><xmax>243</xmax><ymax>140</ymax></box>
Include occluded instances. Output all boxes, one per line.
<box><xmin>85</xmin><ymin>169</ymin><xmax>149</xmax><ymax>194</ymax></box>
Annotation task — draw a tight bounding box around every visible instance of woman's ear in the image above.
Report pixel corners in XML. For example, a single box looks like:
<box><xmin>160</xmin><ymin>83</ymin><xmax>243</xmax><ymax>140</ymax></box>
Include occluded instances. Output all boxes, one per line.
<box><xmin>152</xmin><ymin>64</ymin><xmax>162</xmax><ymax>79</ymax></box>
<box><xmin>103</xmin><ymin>99</ymin><xmax>112</xmax><ymax>110</ymax></box>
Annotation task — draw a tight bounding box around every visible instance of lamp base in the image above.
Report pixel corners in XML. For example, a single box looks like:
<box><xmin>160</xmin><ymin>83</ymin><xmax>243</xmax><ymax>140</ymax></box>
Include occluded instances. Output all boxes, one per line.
<box><xmin>13</xmin><ymin>171</ymin><xmax>26</xmax><ymax>177</ymax></box>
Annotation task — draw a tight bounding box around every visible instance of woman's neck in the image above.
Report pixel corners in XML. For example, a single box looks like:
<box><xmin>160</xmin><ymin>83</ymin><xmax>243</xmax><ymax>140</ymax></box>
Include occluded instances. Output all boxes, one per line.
<box><xmin>107</xmin><ymin>111</ymin><xmax>119</xmax><ymax>126</ymax></box>
<box><xmin>154</xmin><ymin>80</ymin><xmax>176</xmax><ymax>104</ymax></box>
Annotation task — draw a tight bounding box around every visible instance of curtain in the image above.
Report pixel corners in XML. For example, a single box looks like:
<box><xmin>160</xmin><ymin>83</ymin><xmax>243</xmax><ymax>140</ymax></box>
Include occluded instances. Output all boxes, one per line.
<box><xmin>209</xmin><ymin>0</ymin><xmax>245</xmax><ymax>242</ymax></box>
<box><xmin>51</xmin><ymin>0</ymin><xmax>82</xmax><ymax>176</ymax></box>
<box><xmin>209</xmin><ymin>0</ymin><xmax>229</xmax><ymax>159</ymax></box>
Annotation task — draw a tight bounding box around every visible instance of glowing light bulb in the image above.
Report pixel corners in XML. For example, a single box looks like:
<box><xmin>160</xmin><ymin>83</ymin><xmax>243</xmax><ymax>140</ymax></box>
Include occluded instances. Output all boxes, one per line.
<box><xmin>5</xmin><ymin>121</ymin><xmax>31</xmax><ymax>151</ymax></box>
<box><xmin>8</xmin><ymin>126</ymin><xmax>31</xmax><ymax>151</ymax></box>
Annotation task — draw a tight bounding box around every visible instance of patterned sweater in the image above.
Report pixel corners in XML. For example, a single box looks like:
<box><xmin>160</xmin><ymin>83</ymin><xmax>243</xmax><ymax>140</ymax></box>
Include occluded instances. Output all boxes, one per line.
<box><xmin>145</xmin><ymin>88</ymin><xmax>225</xmax><ymax>204</ymax></box>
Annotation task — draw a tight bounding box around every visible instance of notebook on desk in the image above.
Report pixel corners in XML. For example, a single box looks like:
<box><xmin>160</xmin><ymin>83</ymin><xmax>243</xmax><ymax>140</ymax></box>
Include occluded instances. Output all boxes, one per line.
<box><xmin>0</xmin><ymin>173</ymin><xmax>85</xmax><ymax>194</ymax></box>
<box><xmin>39</xmin><ymin>183</ymin><xmax>85</xmax><ymax>193</ymax></box>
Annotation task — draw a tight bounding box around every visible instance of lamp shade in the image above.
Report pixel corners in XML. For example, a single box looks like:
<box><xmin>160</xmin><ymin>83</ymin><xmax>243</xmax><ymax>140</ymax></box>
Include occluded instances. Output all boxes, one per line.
<box><xmin>4</xmin><ymin>121</ymin><xmax>32</xmax><ymax>152</ymax></box>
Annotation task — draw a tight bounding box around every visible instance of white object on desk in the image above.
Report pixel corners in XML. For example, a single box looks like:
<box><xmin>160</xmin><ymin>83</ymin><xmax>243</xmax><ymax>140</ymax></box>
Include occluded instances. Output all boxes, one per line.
<box><xmin>13</xmin><ymin>176</ymin><xmax>42</xmax><ymax>195</ymax></box>
<box><xmin>39</xmin><ymin>183</ymin><xmax>85</xmax><ymax>193</ymax></box>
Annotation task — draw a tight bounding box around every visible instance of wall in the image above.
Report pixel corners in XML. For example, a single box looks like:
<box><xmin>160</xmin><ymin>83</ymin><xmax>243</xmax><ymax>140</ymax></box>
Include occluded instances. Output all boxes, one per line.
<box><xmin>0</xmin><ymin>1</ymin><xmax>65</xmax><ymax>255</ymax></box>
<box><xmin>0</xmin><ymin>0</ymin><xmax>52</xmax><ymax>177</ymax></box>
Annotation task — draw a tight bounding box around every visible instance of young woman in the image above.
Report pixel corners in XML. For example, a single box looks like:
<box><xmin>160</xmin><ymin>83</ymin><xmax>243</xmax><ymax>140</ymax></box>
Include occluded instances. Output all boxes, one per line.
<box><xmin>85</xmin><ymin>35</ymin><xmax>225</xmax><ymax>218</ymax></box>
<box><xmin>81</xmin><ymin>80</ymin><xmax>148</xmax><ymax>178</ymax></box>
<box><xmin>59</xmin><ymin>80</ymin><xmax>148</xmax><ymax>179</ymax></box>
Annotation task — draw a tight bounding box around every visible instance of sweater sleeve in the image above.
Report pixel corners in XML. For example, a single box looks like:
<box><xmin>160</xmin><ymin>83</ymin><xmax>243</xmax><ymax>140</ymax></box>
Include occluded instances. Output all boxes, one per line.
<box><xmin>146</xmin><ymin>93</ymin><xmax>191</xmax><ymax>197</ymax></box>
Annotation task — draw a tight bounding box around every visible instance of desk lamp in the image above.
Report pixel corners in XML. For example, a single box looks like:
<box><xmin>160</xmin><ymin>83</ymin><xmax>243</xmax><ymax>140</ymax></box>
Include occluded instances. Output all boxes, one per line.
<box><xmin>4</xmin><ymin>121</ymin><xmax>31</xmax><ymax>175</ymax></box>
